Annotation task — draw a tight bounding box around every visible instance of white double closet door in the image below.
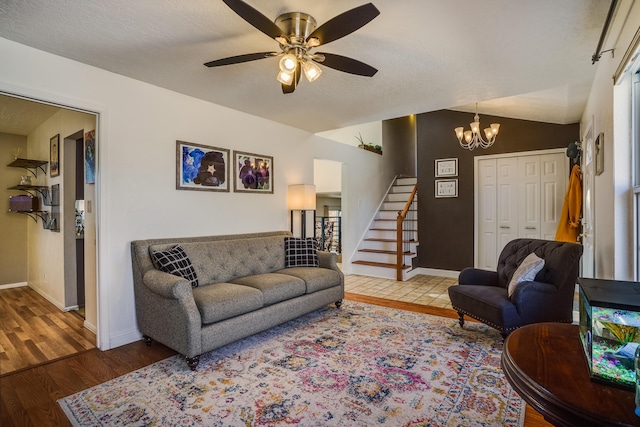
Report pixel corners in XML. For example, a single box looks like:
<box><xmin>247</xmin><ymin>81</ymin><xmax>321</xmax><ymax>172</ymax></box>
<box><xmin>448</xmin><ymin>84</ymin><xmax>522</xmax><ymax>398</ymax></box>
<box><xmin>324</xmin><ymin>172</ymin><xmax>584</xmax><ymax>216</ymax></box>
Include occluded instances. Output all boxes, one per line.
<box><xmin>475</xmin><ymin>149</ymin><xmax>568</xmax><ymax>270</ymax></box>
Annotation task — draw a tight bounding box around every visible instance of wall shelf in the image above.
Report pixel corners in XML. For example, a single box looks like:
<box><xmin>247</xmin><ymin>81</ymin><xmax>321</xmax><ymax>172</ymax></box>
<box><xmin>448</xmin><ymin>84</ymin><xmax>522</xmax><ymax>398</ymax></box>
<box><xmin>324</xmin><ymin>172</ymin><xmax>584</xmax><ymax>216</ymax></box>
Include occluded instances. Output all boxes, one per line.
<box><xmin>7</xmin><ymin>184</ymin><xmax>60</xmax><ymax>231</ymax></box>
<box><xmin>7</xmin><ymin>185</ymin><xmax>50</xmax><ymax>200</ymax></box>
<box><xmin>7</xmin><ymin>158</ymin><xmax>48</xmax><ymax>177</ymax></box>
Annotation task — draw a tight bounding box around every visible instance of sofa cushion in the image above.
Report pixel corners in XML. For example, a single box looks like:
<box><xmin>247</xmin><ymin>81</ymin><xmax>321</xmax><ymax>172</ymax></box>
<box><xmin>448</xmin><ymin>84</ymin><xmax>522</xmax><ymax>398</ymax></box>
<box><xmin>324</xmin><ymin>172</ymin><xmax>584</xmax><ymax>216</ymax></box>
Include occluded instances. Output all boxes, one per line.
<box><xmin>284</xmin><ymin>237</ymin><xmax>319</xmax><ymax>267</ymax></box>
<box><xmin>151</xmin><ymin>245</ymin><xmax>199</xmax><ymax>288</ymax></box>
<box><xmin>276</xmin><ymin>267</ymin><xmax>341</xmax><ymax>293</ymax></box>
<box><xmin>231</xmin><ymin>273</ymin><xmax>306</xmax><ymax>306</ymax></box>
<box><xmin>192</xmin><ymin>283</ymin><xmax>264</xmax><ymax>324</ymax></box>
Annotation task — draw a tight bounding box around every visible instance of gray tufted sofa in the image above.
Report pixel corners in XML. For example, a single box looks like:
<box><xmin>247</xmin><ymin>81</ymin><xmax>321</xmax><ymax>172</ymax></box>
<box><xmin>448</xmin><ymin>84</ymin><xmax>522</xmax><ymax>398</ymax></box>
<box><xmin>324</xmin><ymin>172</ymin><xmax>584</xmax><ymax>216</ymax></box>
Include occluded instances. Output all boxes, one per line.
<box><xmin>131</xmin><ymin>230</ymin><xmax>344</xmax><ymax>370</ymax></box>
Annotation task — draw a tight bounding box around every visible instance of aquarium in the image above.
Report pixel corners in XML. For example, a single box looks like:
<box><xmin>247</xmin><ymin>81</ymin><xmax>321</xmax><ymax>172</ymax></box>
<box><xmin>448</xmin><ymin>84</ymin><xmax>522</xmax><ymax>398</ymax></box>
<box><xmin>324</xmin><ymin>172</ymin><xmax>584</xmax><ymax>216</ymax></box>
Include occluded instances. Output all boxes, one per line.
<box><xmin>579</xmin><ymin>278</ymin><xmax>640</xmax><ymax>390</ymax></box>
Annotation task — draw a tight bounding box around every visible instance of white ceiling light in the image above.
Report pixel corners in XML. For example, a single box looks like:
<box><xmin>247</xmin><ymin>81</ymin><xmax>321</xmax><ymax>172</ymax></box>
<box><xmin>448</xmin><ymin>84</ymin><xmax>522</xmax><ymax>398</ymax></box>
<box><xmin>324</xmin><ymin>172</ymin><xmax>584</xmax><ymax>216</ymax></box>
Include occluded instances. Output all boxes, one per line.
<box><xmin>454</xmin><ymin>104</ymin><xmax>500</xmax><ymax>150</ymax></box>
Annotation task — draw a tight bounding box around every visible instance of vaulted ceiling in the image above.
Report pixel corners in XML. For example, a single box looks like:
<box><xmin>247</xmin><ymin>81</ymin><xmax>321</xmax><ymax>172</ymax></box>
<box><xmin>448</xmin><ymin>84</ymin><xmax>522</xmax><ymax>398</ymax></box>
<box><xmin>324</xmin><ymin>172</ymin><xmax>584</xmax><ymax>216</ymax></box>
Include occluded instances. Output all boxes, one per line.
<box><xmin>0</xmin><ymin>0</ymin><xmax>611</xmax><ymax>134</ymax></box>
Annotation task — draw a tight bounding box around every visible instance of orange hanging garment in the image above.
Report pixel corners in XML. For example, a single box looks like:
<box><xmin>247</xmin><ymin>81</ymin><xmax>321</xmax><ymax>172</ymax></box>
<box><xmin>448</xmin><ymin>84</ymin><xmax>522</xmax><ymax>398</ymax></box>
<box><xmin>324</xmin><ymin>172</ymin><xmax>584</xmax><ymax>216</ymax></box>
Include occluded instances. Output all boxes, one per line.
<box><xmin>555</xmin><ymin>164</ymin><xmax>582</xmax><ymax>243</ymax></box>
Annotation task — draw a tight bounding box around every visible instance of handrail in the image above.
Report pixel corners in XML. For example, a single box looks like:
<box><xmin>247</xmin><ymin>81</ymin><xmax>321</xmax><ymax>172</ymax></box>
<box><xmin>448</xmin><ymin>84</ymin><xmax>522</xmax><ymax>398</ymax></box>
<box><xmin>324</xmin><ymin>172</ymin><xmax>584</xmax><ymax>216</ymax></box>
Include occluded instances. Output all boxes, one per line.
<box><xmin>396</xmin><ymin>184</ymin><xmax>418</xmax><ymax>281</ymax></box>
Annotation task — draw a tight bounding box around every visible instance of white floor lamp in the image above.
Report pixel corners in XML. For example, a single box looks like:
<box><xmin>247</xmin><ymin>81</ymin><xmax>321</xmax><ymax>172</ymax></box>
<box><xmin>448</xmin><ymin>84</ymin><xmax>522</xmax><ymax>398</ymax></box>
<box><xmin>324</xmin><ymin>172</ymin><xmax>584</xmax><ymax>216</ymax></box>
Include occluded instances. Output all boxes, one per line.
<box><xmin>288</xmin><ymin>184</ymin><xmax>316</xmax><ymax>238</ymax></box>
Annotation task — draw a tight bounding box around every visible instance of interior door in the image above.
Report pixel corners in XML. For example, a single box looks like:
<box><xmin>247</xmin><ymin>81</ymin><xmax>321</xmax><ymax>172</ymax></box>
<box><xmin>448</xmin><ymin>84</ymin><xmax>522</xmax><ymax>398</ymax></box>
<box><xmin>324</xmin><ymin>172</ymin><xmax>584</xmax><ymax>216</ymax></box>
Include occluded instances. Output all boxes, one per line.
<box><xmin>518</xmin><ymin>156</ymin><xmax>541</xmax><ymax>238</ymax></box>
<box><xmin>581</xmin><ymin>123</ymin><xmax>596</xmax><ymax>278</ymax></box>
<box><xmin>497</xmin><ymin>157</ymin><xmax>518</xmax><ymax>257</ymax></box>
<box><xmin>540</xmin><ymin>153</ymin><xmax>567</xmax><ymax>240</ymax></box>
<box><xmin>477</xmin><ymin>158</ymin><xmax>497</xmax><ymax>269</ymax></box>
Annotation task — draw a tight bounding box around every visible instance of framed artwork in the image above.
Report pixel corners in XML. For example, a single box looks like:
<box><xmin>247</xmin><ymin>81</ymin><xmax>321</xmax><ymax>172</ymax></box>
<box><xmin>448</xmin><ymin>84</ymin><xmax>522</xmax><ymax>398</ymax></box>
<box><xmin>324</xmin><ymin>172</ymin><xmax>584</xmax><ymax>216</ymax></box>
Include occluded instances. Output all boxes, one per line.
<box><xmin>50</xmin><ymin>134</ymin><xmax>60</xmax><ymax>177</ymax></box>
<box><xmin>435</xmin><ymin>158</ymin><xmax>458</xmax><ymax>177</ymax></box>
<box><xmin>176</xmin><ymin>141</ymin><xmax>230</xmax><ymax>192</ymax></box>
<box><xmin>233</xmin><ymin>150</ymin><xmax>273</xmax><ymax>193</ymax></box>
<box><xmin>435</xmin><ymin>179</ymin><xmax>458</xmax><ymax>198</ymax></box>
<box><xmin>85</xmin><ymin>129</ymin><xmax>96</xmax><ymax>184</ymax></box>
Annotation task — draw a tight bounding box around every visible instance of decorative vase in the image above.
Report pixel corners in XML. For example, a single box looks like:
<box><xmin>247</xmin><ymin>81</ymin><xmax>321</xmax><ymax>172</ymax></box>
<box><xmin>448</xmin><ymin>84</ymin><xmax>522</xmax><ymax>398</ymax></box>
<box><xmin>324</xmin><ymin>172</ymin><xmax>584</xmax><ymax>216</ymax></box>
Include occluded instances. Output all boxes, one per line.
<box><xmin>20</xmin><ymin>175</ymin><xmax>32</xmax><ymax>186</ymax></box>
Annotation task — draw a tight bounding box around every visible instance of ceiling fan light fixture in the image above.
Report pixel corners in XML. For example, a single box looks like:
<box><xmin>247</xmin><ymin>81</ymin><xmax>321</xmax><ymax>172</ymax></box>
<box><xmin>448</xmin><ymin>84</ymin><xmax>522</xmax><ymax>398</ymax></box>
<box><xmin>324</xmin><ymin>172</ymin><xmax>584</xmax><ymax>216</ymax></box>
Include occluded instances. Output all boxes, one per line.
<box><xmin>277</xmin><ymin>69</ymin><xmax>294</xmax><ymax>85</ymax></box>
<box><xmin>279</xmin><ymin>53</ymin><xmax>297</xmax><ymax>72</ymax></box>
<box><xmin>303</xmin><ymin>60</ymin><xmax>322</xmax><ymax>82</ymax></box>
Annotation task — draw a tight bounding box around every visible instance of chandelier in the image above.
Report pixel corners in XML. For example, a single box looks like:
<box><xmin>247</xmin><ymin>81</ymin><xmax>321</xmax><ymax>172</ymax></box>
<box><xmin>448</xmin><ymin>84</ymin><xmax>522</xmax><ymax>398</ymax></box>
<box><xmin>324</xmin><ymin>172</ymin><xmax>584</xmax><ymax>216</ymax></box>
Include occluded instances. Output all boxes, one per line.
<box><xmin>454</xmin><ymin>104</ymin><xmax>500</xmax><ymax>150</ymax></box>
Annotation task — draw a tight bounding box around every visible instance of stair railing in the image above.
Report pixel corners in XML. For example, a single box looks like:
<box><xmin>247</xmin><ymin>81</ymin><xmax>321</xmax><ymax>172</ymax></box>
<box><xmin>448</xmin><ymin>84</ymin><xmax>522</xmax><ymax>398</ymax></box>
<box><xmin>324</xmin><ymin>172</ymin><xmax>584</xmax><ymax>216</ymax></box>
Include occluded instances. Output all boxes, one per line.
<box><xmin>396</xmin><ymin>184</ymin><xmax>417</xmax><ymax>281</ymax></box>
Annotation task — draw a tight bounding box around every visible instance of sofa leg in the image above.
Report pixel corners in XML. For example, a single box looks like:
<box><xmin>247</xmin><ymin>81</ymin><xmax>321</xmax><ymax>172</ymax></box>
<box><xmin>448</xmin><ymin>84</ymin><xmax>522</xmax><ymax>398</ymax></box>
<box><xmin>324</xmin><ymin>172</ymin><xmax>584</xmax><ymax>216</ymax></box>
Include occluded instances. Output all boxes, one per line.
<box><xmin>457</xmin><ymin>312</ymin><xmax>465</xmax><ymax>329</ymax></box>
<box><xmin>186</xmin><ymin>355</ymin><xmax>200</xmax><ymax>371</ymax></box>
<box><xmin>142</xmin><ymin>335</ymin><xmax>152</xmax><ymax>346</ymax></box>
<box><xmin>335</xmin><ymin>300</ymin><xmax>343</xmax><ymax>308</ymax></box>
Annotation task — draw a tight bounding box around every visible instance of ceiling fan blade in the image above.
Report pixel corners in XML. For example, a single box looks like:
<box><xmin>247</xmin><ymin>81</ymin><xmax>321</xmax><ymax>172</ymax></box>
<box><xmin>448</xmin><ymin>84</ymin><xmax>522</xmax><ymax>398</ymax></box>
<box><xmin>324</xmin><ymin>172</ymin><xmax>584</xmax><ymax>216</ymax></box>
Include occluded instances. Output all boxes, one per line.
<box><xmin>315</xmin><ymin>53</ymin><xmax>378</xmax><ymax>77</ymax></box>
<box><xmin>222</xmin><ymin>0</ymin><xmax>285</xmax><ymax>40</ymax></box>
<box><xmin>282</xmin><ymin>62</ymin><xmax>302</xmax><ymax>94</ymax></box>
<box><xmin>306</xmin><ymin>3</ymin><xmax>380</xmax><ymax>46</ymax></box>
<box><xmin>204</xmin><ymin>52</ymin><xmax>276</xmax><ymax>67</ymax></box>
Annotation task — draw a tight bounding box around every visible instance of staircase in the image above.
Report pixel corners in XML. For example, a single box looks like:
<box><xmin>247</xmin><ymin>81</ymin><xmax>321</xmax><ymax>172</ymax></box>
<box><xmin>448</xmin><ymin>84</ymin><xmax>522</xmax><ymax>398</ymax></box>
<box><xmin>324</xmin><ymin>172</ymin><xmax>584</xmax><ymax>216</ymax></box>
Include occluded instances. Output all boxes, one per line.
<box><xmin>351</xmin><ymin>177</ymin><xmax>418</xmax><ymax>280</ymax></box>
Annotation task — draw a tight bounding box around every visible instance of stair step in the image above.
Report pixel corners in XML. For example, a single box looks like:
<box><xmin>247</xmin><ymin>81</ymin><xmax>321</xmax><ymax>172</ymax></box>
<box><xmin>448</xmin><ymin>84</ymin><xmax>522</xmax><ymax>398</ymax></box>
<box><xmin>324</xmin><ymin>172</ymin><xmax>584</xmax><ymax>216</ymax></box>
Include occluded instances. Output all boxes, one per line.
<box><xmin>364</xmin><ymin>238</ymin><xmax>418</xmax><ymax>243</ymax></box>
<box><xmin>359</xmin><ymin>248</ymin><xmax>415</xmax><ymax>255</ymax></box>
<box><xmin>352</xmin><ymin>260</ymin><xmax>411</xmax><ymax>270</ymax></box>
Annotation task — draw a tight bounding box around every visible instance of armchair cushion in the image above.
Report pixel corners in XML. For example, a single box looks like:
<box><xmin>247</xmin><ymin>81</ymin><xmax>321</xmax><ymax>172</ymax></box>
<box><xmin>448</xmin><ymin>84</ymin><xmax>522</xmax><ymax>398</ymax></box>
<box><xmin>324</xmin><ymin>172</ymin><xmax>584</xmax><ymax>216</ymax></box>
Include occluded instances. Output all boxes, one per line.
<box><xmin>507</xmin><ymin>252</ymin><xmax>545</xmax><ymax>297</ymax></box>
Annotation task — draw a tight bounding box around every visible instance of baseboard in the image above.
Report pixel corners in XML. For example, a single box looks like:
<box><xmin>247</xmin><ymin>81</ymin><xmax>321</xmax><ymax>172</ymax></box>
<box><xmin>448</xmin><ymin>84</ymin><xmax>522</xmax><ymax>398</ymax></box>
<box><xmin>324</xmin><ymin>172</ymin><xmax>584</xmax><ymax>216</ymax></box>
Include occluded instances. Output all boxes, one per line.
<box><xmin>108</xmin><ymin>329</ymin><xmax>143</xmax><ymax>350</ymax></box>
<box><xmin>84</xmin><ymin>320</ymin><xmax>97</xmax><ymax>334</ymax></box>
<box><xmin>0</xmin><ymin>281</ymin><xmax>28</xmax><ymax>290</ymax></box>
<box><xmin>411</xmin><ymin>267</ymin><xmax>460</xmax><ymax>279</ymax></box>
<box><xmin>27</xmin><ymin>284</ymin><xmax>67</xmax><ymax>311</ymax></box>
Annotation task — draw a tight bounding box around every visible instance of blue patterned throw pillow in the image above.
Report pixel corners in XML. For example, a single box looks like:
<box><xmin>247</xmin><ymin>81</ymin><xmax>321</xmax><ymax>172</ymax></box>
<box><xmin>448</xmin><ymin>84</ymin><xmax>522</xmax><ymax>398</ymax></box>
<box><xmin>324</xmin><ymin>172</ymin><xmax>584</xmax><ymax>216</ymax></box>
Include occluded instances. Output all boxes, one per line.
<box><xmin>152</xmin><ymin>245</ymin><xmax>199</xmax><ymax>288</ymax></box>
<box><xmin>284</xmin><ymin>237</ymin><xmax>319</xmax><ymax>268</ymax></box>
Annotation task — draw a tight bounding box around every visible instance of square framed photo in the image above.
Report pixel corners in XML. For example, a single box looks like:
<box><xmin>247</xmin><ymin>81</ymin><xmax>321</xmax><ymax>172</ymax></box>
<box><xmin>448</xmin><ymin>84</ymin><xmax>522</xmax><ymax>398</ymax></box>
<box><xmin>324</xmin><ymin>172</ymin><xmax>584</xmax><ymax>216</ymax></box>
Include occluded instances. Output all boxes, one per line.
<box><xmin>50</xmin><ymin>134</ymin><xmax>60</xmax><ymax>177</ymax></box>
<box><xmin>233</xmin><ymin>150</ymin><xmax>273</xmax><ymax>193</ymax></box>
<box><xmin>435</xmin><ymin>179</ymin><xmax>458</xmax><ymax>198</ymax></box>
<box><xmin>435</xmin><ymin>158</ymin><xmax>458</xmax><ymax>177</ymax></box>
<box><xmin>176</xmin><ymin>141</ymin><xmax>230</xmax><ymax>192</ymax></box>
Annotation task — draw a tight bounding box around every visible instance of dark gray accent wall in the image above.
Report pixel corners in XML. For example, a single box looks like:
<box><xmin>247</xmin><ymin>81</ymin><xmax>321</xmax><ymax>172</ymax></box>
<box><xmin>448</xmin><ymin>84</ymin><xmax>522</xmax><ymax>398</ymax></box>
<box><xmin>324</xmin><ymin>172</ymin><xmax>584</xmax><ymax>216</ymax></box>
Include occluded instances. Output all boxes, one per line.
<box><xmin>415</xmin><ymin>110</ymin><xmax>579</xmax><ymax>271</ymax></box>
<box><xmin>383</xmin><ymin>116</ymin><xmax>417</xmax><ymax>177</ymax></box>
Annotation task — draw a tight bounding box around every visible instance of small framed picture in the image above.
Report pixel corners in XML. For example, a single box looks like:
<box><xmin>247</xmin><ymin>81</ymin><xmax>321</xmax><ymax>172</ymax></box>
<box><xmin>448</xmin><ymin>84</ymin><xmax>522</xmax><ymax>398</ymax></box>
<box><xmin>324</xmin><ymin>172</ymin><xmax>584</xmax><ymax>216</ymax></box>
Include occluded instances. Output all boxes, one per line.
<box><xmin>595</xmin><ymin>132</ymin><xmax>604</xmax><ymax>176</ymax></box>
<box><xmin>233</xmin><ymin>150</ymin><xmax>273</xmax><ymax>193</ymax></box>
<box><xmin>435</xmin><ymin>179</ymin><xmax>458</xmax><ymax>198</ymax></box>
<box><xmin>435</xmin><ymin>158</ymin><xmax>458</xmax><ymax>177</ymax></box>
<box><xmin>50</xmin><ymin>134</ymin><xmax>60</xmax><ymax>177</ymax></box>
<box><xmin>176</xmin><ymin>141</ymin><xmax>230</xmax><ymax>192</ymax></box>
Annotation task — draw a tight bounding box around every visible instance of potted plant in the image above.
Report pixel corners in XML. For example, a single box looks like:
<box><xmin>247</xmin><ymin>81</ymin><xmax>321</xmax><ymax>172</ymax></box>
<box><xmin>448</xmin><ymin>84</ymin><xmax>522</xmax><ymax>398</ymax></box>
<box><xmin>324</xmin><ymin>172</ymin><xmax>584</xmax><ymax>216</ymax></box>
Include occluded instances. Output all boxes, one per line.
<box><xmin>355</xmin><ymin>133</ymin><xmax>382</xmax><ymax>155</ymax></box>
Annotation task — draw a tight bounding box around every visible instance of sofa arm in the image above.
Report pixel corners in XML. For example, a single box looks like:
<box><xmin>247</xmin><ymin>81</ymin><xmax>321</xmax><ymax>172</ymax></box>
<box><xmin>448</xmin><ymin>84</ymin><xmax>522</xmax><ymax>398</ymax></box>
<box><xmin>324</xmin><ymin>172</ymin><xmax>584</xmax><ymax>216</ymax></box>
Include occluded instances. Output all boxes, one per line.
<box><xmin>143</xmin><ymin>269</ymin><xmax>193</xmax><ymax>300</ymax></box>
<box><xmin>458</xmin><ymin>267</ymin><xmax>499</xmax><ymax>287</ymax></box>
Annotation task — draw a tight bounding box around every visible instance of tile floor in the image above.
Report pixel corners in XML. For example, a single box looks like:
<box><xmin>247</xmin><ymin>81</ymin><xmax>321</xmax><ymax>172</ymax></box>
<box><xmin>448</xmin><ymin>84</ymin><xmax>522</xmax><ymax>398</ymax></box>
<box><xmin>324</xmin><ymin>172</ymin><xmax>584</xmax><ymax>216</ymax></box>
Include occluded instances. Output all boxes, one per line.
<box><xmin>344</xmin><ymin>273</ymin><xmax>581</xmax><ymax>322</ymax></box>
<box><xmin>344</xmin><ymin>274</ymin><xmax>457</xmax><ymax>309</ymax></box>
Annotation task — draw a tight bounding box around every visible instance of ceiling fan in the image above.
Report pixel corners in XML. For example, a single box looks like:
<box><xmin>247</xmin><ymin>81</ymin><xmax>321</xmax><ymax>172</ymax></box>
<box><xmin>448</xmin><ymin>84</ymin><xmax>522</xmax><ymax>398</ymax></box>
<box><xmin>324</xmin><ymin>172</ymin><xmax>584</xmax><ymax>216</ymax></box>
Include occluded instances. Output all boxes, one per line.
<box><xmin>204</xmin><ymin>0</ymin><xmax>380</xmax><ymax>94</ymax></box>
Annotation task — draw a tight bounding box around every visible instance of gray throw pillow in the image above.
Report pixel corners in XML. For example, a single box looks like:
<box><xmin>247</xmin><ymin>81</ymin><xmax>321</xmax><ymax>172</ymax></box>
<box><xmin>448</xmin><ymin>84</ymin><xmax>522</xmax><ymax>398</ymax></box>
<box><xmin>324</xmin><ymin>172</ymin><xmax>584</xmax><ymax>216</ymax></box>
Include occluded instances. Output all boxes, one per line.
<box><xmin>507</xmin><ymin>252</ymin><xmax>545</xmax><ymax>297</ymax></box>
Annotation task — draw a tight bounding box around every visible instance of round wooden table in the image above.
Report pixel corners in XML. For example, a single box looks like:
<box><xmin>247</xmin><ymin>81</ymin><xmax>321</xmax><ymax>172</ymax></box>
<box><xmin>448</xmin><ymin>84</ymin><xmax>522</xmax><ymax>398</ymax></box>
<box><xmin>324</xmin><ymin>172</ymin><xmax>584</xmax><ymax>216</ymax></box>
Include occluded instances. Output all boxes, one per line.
<box><xmin>501</xmin><ymin>323</ymin><xmax>640</xmax><ymax>427</ymax></box>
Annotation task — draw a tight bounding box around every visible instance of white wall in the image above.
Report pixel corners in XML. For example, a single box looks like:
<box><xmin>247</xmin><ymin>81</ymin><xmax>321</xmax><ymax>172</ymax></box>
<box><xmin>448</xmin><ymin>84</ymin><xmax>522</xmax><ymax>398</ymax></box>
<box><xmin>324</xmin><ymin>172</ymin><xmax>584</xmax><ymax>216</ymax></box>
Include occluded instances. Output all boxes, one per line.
<box><xmin>580</xmin><ymin>2</ymin><xmax>639</xmax><ymax>280</ymax></box>
<box><xmin>316</xmin><ymin>121</ymin><xmax>382</xmax><ymax>148</ymax></box>
<box><xmin>314</xmin><ymin>159</ymin><xmax>342</xmax><ymax>194</ymax></box>
<box><xmin>313</xmin><ymin>136</ymin><xmax>396</xmax><ymax>272</ymax></box>
<box><xmin>0</xmin><ymin>37</ymin><xmax>315</xmax><ymax>349</ymax></box>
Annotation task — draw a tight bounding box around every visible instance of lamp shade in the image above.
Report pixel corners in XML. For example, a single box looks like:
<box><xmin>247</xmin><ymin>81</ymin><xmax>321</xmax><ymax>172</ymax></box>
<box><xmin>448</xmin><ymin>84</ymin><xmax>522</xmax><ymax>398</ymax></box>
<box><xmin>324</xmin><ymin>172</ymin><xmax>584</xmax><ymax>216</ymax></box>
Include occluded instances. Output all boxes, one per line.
<box><xmin>288</xmin><ymin>184</ymin><xmax>316</xmax><ymax>210</ymax></box>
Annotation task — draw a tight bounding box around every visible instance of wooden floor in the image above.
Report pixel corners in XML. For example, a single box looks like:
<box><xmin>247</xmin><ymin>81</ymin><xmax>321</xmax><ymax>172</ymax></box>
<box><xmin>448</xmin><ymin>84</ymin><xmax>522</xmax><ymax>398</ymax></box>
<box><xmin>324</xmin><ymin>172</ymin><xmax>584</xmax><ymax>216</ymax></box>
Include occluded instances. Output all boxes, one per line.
<box><xmin>0</xmin><ymin>286</ymin><xmax>96</xmax><ymax>376</ymax></box>
<box><xmin>0</xmin><ymin>287</ymin><xmax>551</xmax><ymax>427</ymax></box>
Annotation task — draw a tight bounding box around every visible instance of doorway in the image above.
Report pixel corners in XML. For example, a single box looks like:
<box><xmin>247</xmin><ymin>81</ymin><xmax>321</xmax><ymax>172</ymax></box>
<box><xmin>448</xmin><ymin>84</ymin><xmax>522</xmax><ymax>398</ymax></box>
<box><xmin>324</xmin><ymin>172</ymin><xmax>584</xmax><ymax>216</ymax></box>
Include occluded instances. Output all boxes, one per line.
<box><xmin>0</xmin><ymin>92</ymin><xmax>99</xmax><ymax>346</ymax></box>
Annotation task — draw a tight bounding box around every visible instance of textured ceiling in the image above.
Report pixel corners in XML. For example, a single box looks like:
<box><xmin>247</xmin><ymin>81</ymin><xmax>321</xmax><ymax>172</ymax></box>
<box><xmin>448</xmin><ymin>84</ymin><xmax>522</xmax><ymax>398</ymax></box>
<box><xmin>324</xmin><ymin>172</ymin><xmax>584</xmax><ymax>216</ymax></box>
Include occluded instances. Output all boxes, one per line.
<box><xmin>0</xmin><ymin>0</ymin><xmax>611</xmax><ymax>133</ymax></box>
<box><xmin>0</xmin><ymin>95</ymin><xmax>60</xmax><ymax>136</ymax></box>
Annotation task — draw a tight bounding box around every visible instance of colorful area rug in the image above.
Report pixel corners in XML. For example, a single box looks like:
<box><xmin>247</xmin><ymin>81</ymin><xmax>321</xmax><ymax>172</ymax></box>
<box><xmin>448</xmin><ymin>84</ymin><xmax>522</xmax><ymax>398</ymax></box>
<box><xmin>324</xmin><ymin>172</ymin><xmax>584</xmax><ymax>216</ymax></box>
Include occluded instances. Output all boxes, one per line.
<box><xmin>59</xmin><ymin>301</ymin><xmax>525</xmax><ymax>426</ymax></box>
